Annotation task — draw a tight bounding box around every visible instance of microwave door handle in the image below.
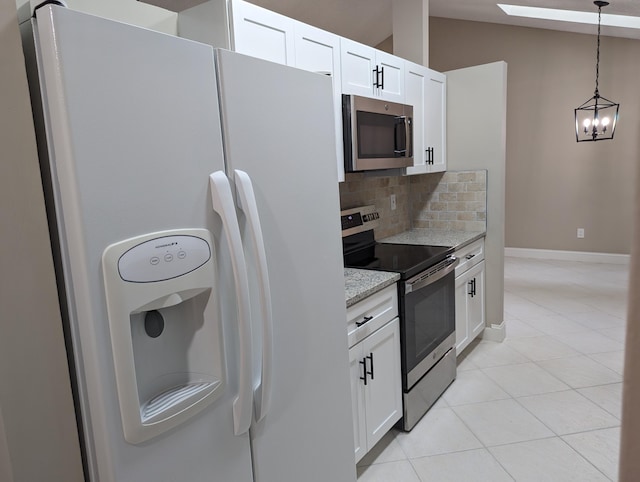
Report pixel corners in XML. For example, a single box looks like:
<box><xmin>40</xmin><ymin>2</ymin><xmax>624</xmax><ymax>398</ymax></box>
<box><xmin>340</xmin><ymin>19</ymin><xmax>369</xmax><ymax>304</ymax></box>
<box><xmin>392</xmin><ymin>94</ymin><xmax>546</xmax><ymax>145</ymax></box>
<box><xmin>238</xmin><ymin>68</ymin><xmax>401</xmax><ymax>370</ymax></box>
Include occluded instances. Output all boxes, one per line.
<box><xmin>394</xmin><ymin>116</ymin><xmax>408</xmax><ymax>156</ymax></box>
<box><xmin>406</xmin><ymin>117</ymin><xmax>413</xmax><ymax>158</ymax></box>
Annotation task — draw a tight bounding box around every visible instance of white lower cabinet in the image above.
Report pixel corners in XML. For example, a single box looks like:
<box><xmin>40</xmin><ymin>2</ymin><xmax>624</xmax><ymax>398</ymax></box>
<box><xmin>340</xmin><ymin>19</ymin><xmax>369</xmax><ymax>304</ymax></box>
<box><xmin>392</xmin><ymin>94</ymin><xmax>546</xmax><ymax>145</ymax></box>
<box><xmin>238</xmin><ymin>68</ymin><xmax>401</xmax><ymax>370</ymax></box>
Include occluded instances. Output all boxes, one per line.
<box><xmin>347</xmin><ymin>285</ymin><xmax>402</xmax><ymax>464</ymax></box>
<box><xmin>454</xmin><ymin>239</ymin><xmax>486</xmax><ymax>354</ymax></box>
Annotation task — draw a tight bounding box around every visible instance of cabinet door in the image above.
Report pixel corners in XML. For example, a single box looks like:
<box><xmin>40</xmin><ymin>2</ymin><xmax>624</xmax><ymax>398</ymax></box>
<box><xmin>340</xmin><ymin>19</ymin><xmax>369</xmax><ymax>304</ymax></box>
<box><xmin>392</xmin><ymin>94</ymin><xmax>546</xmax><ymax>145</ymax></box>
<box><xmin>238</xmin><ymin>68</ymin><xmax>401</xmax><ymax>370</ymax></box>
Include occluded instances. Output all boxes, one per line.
<box><xmin>340</xmin><ymin>38</ymin><xmax>376</xmax><ymax>97</ymax></box>
<box><xmin>230</xmin><ymin>0</ymin><xmax>295</xmax><ymax>66</ymax></box>
<box><xmin>454</xmin><ymin>272</ymin><xmax>471</xmax><ymax>353</ymax></box>
<box><xmin>362</xmin><ymin>318</ymin><xmax>402</xmax><ymax>450</ymax></box>
<box><xmin>404</xmin><ymin>61</ymin><xmax>427</xmax><ymax>175</ymax></box>
<box><xmin>293</xmin><ymin>24</ymin><xmax>345</xmax><ymax>181</ymax></box>
<box><xmin>426</xmin><ymin>69</ymin><xmax>447</xmax><ymax>172</ymax></box>
<box><xmin>467</xmin><ymin>261</ymin><xmax>486</xmax><ymax>341</ymax></box>
<box><xmin>376</xmin><ymin>50</ymin><xmax>404</xmax><ymax>103</ymax></box>
<box><xmin>349</xmin><ymin>344</ymin><xmax>367</xmax><ymax>463</ymax></box>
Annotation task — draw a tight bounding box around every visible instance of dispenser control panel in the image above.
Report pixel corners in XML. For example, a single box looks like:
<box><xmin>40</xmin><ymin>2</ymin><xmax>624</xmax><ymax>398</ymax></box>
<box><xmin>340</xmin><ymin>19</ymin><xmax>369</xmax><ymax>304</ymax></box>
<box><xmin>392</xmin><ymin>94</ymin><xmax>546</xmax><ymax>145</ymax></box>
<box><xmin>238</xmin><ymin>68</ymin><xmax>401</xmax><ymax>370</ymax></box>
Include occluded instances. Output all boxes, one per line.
<box><xmin>117</xmin><ymin>234</ymin><xmax>211</xmax><ymax>283</ymax></box>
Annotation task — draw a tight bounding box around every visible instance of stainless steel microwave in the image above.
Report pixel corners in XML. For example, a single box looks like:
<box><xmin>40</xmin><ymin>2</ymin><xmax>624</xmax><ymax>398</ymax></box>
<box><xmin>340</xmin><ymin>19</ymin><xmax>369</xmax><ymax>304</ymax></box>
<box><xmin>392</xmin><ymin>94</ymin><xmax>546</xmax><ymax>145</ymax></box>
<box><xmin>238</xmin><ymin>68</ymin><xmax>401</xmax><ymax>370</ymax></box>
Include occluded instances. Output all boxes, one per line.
<box><xmin>342</xmin><ymin>94</ymin><xmax>413</xmax><ymax>172</ymax></box>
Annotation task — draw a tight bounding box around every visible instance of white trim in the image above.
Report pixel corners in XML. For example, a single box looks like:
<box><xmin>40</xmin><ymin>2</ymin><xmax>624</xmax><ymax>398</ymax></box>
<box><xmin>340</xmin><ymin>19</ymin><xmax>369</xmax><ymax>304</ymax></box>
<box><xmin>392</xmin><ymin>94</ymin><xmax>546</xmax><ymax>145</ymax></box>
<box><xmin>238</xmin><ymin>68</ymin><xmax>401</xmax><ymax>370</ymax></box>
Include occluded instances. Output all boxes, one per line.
<box><xmin>505</xmin><ymin>247</ymin><xmax>630</xmax><ymax>265</ymax></box>
<box><xmin>481</xmin><ymin>321</ymin><xmax>506</xmax><ymax>342</ymax></box>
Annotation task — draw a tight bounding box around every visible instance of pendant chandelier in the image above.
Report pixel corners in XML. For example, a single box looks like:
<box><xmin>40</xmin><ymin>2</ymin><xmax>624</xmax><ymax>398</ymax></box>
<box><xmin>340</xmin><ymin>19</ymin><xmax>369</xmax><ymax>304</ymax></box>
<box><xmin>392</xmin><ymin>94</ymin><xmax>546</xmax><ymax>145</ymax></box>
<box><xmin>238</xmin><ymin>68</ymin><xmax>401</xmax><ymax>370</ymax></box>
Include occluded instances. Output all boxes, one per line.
<box><xmin>574</xmin><ymin>1</ymin><xmax>620</xmax><ymax>142</ymax></box>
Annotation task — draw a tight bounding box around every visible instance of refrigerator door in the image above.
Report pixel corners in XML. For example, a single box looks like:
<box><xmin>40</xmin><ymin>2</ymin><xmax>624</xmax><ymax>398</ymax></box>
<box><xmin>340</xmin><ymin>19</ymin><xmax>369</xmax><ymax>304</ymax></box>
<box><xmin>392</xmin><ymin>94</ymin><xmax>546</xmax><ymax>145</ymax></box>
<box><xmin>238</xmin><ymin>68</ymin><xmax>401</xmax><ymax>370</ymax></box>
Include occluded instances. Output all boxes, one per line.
<box><xmin>215</xmin><ymin>50</ymin><xmax>357</xmax><ymax>482</ymax></box>
<box><xmin>33</xmin><ymin>6</ymin><xmax>252</xmax><ymax>482</ymax></box>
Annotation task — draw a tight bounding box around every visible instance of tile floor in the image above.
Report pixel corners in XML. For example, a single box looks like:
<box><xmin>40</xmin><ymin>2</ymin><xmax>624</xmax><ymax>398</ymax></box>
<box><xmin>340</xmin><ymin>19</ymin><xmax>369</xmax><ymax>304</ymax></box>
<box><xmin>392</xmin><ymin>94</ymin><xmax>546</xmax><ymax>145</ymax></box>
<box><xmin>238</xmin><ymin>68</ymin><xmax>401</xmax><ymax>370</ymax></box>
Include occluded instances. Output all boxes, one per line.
<box><xmin>356</xmin><ymin>256</ymin><xmax>628</xmax><ymax>481</ymax></box>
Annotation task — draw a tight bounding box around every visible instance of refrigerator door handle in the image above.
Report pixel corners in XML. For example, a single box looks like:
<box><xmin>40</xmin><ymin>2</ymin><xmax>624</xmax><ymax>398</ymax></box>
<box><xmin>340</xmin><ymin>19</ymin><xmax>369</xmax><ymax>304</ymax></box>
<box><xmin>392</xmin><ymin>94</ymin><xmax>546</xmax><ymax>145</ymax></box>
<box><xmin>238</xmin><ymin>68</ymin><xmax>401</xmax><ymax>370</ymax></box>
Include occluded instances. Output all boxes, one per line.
<box><xmin>234</xmin><ymin>170</ymin><xmax>273</xmax><ymax>423</ymax></box>
<box><xmin>209</xmin><ymin>171</ymin><xmax>253</xmax><ymax>436</ymax></box>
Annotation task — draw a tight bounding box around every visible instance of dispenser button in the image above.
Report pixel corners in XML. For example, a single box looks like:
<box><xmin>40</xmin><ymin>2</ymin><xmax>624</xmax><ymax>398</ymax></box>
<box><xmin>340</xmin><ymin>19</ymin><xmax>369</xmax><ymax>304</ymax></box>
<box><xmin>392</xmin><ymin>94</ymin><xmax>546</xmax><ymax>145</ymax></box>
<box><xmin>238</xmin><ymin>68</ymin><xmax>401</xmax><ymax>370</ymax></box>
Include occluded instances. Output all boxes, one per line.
<box><xmin>164</xmin><ymin>254</ymin><xmax>173</xmax><ymax>262</ymax></box>
<box><xmin>150</xmin><ymin>256</ymin><xmax>160</xmax><ymax>265</ymax></box>
<box><xmin>177</xmin><ymin>250</ymin><xmax>186</xmax><ymax>259</ymax></box>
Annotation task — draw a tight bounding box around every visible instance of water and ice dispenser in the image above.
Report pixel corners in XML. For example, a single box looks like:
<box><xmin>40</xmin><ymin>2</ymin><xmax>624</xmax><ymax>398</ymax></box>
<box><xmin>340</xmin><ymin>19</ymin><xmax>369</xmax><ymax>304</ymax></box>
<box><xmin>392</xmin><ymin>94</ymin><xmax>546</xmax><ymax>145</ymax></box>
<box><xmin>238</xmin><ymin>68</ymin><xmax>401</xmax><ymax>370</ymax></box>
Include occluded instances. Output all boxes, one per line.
<box><xmin>102</xmin><ymin>229</ymin><xmax>224</xmax><ymax>444</ymax></box>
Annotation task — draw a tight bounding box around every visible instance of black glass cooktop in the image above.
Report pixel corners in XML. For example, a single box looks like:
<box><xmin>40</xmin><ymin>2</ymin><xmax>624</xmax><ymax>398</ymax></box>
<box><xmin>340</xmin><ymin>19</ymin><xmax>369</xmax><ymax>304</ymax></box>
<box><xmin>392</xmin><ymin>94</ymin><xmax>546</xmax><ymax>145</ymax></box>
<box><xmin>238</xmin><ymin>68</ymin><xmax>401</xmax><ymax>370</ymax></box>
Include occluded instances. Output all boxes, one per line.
<box><xmin>343</xmin><ymin>232</ymin><xmax>453</xmax><ymax>280</ymax></box>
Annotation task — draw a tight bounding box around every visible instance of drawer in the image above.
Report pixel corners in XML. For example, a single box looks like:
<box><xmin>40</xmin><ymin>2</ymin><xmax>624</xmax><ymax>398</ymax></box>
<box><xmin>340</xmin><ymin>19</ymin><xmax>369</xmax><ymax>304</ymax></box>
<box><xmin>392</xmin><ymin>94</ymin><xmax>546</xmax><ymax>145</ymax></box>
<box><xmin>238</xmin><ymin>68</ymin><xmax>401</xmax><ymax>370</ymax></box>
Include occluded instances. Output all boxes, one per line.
<box><xmin>347</xmin><ymin>284</ymin><xmax>398</xmax><ymax>348</ymax></box>
<box><xmin>455</xmin><ymin>238</ymin><xmax>484</xmax><ymax>276</ymax></box>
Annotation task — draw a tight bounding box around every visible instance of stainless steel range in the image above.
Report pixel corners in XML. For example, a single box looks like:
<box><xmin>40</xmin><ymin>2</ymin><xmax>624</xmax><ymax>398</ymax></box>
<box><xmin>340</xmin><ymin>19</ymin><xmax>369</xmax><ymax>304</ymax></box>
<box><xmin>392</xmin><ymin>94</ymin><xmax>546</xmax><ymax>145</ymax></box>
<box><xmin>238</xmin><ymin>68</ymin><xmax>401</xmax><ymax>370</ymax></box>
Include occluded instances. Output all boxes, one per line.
<box><xmin>342</xmin><ymin>206</ymin><xmax>458</xmax><ymax>431</ymax></box>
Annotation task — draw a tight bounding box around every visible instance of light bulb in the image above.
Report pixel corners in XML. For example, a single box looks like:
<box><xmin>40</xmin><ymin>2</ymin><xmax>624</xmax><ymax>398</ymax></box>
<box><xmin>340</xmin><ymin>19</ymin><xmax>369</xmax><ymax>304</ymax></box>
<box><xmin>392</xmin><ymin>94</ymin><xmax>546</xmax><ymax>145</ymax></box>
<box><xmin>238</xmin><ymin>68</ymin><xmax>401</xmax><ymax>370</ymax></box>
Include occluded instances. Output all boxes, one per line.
<box><xmin>583</xmin><ymin>119</ymin><xmax>591</xmax><ymax>128</ymax></box>
<box><xmin>602</xmin><ymin>117</ymin><xmax>610</xmax><ymax>126</ymax></box>
<box><xmin>593</xmin><ymin>118</ymin><xmax>600</xmax><ymax>127</ymax></box>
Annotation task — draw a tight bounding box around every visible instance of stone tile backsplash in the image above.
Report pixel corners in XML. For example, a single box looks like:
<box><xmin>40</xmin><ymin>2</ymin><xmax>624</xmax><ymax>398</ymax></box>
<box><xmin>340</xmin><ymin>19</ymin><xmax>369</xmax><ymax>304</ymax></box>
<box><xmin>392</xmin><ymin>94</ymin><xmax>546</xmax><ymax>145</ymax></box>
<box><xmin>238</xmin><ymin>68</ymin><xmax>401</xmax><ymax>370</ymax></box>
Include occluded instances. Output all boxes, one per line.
<box><xmin>410</xmin><ymin>170</ymin><xmax>487</xmax><ymax>232</ymax></box>
<box><xmin>339</xmin><ymin>170</ymin><xmax>486</xmax><ymax>237</ymax></box>
<box><xmin>338</xmin><ymin>173</ymin><xmax>411</xmax><ymax>240</ymax></box>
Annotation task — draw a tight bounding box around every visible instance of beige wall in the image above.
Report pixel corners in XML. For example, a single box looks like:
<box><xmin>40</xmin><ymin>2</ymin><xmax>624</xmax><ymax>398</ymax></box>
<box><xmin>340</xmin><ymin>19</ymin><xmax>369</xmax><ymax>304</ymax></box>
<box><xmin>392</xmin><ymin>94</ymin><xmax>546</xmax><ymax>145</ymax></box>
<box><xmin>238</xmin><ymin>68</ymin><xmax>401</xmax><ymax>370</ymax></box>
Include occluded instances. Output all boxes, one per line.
<box><xmin>430</xmin><ymin>18</ymin><xmax>639</xmax><ymax>254</ymax></box>
<box><xmin>392</xmin><ymin>0</ymin><xmax>428</xmax><ymax>66</ymax></box>
<box><xmin>1</xmin><ymin>1</ymin><xmax>84</xmax><ymax>480</ymax></box>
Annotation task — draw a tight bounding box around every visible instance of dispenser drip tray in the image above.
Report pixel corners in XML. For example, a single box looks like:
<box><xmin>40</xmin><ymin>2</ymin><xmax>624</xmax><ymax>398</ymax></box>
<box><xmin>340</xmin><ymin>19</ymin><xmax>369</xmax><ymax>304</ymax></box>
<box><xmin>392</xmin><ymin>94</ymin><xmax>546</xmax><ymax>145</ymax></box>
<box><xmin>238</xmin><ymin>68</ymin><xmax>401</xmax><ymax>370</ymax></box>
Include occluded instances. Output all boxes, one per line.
<box><xmin>141</xmin><ymin>380</ymin><xmax>221</xmax><ymax>424</ymax></box>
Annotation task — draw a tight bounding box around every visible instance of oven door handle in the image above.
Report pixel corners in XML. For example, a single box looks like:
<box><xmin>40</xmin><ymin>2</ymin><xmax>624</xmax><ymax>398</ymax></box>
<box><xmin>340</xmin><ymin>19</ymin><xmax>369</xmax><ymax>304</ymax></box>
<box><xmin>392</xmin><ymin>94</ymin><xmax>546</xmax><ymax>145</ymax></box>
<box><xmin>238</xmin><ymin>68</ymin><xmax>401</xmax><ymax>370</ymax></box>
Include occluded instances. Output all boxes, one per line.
<box><xmin>405</xmin><ymin>257</ymin><xmax>459</xmax><ymax>294</ymax></box>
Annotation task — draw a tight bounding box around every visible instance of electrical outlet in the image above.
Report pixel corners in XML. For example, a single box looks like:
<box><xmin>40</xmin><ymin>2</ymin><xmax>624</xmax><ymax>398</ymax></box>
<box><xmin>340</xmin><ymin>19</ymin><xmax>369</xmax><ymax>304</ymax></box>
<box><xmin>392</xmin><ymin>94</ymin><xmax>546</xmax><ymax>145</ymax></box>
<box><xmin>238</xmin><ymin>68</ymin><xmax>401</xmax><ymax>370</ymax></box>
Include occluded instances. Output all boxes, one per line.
<box><xmin>577</xmin><ymin>228</ymin><xmax>585</xmax><ymax>239</ymax></box>
<box><xmin>390</xmin><ymin>194</ymin><xmax>397</xmax><ymax>211</ymax></box>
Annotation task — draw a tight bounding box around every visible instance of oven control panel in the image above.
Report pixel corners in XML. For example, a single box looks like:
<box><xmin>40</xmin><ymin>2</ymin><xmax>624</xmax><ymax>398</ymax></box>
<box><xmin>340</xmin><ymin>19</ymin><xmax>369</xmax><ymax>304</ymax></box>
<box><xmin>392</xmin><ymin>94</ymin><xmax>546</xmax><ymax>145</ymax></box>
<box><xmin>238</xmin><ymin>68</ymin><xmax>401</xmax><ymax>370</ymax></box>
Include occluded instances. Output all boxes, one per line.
<box><xmin>340</xmin><ymin>205</ymin><xmax>380</xmax><ymax>237</ymax></box>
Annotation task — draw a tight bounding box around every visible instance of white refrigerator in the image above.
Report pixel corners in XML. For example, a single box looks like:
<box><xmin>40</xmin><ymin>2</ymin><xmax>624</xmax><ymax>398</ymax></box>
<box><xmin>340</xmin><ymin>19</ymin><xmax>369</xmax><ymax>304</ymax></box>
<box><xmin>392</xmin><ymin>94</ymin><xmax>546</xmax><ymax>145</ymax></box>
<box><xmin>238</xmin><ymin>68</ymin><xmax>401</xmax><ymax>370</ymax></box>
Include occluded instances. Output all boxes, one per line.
<box><xmin>25</xmin><ymin>4</ymin><xmax>355</xmax><ymax>481</ymax></box>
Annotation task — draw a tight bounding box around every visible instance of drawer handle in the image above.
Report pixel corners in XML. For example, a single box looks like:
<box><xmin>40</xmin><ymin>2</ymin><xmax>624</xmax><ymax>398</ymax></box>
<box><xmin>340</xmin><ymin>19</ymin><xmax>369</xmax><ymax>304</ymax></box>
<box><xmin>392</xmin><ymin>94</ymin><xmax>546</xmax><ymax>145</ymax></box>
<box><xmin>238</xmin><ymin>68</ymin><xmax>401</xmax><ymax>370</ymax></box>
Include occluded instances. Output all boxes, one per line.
<box><xmin>356</xmin><ymin>315</ymin><xmax>374</xmax><ymax>327</ymax></box>
<box><xmin>465</xmin><ymin>254</ymin><xmax>476</xmax><ymax>260</ymax></box>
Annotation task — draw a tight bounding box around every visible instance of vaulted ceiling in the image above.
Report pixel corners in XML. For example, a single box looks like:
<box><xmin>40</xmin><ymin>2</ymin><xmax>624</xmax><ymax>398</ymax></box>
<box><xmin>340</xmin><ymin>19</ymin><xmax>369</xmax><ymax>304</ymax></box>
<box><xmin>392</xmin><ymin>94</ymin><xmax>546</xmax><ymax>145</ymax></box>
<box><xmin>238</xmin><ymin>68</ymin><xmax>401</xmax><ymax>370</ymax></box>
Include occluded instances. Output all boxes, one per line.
<box><xmin>144</xmin><ymin>0</ymin><xmax>640</xmax><ymax>45</ymax></box>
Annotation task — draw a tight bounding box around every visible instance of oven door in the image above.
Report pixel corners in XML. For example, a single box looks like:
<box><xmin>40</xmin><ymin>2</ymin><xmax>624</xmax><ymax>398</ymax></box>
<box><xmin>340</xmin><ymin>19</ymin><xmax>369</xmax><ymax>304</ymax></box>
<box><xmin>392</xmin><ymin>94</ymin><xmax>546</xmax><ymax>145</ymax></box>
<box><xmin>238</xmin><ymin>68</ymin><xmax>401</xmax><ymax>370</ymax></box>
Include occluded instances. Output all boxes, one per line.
<box><xmin>400</xmin><ymin>257</ymin><xmax>458</xmax><ymax>391</ymax></box>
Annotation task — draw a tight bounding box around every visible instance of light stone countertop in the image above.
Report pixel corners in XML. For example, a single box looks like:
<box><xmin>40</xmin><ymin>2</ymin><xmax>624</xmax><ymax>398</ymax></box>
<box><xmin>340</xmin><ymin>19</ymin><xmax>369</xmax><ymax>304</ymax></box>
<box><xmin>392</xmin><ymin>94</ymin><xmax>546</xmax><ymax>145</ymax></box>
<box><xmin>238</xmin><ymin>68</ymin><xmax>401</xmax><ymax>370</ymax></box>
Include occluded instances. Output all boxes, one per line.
<box><xmin>344</xmin><ymin>268</ymin><xmax>400</xmax><ymax>308</ymax></box>
<box><xmin>380</xmin><ymin>229</ymin><xmax>485</xmax><ymax>250</ymax></box>
<box><xmin>343</xmin><ymin>230</ymin><xmax>485</xmax><ymax>308</ymax></box>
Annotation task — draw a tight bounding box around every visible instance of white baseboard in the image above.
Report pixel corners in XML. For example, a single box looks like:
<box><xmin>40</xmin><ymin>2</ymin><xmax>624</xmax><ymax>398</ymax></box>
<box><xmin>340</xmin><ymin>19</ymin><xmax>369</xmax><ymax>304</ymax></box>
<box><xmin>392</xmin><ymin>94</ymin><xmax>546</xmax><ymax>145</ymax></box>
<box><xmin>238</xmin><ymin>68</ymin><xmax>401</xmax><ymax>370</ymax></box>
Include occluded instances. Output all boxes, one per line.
<box><xmin>481</xmin><ymin>321</ymin><xmax>506</xmax><ymax>342</ymax></box>
<box><xmin>505</xmin><ymin>247</ymin><xmax>630</xmax><ymax>265</ymax></box>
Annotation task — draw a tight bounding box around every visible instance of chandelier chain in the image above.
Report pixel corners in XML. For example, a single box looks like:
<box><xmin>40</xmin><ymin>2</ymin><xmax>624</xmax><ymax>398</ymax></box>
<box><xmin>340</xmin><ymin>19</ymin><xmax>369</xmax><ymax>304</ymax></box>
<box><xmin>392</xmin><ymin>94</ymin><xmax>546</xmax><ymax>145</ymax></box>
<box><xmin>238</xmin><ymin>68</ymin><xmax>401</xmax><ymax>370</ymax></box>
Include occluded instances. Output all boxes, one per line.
<box><xmin>595</xmin><ymin>4</ymin><xmax>602</xmax><ymax>96</ymax></box>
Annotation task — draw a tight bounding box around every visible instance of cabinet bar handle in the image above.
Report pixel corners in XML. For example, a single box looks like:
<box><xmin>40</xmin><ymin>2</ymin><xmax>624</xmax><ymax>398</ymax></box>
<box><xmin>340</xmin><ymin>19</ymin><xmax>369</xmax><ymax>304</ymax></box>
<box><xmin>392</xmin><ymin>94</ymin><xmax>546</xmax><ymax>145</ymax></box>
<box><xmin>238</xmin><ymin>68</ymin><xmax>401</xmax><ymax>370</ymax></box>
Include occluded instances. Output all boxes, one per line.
<box><xmin>380</xmin><ymin>66</ymin><xmax>384</xmax><ymax>90</ymax></box>
<box><xmin>356</xmin><ymin>315</ymin><xmax>373</xmax><ymax>327</ymax></box>
<box><xmin>359</xmin><ymin>359</ymin><xmax>368</xmax><ymax>385</ymax></box>
<box><xmin>366</xmin><ymin>353</ymin><xmax>374</xmax><ymax>380</ymax></box>
<box><xmin>466</xmin><ymin>253</ymin><xmax>476</xmax><ymax>260</ymax></box>
<box><xmin>468</xmin><ymin>278</ymin><xmax>477</xmax><ymax>297</ymax></box>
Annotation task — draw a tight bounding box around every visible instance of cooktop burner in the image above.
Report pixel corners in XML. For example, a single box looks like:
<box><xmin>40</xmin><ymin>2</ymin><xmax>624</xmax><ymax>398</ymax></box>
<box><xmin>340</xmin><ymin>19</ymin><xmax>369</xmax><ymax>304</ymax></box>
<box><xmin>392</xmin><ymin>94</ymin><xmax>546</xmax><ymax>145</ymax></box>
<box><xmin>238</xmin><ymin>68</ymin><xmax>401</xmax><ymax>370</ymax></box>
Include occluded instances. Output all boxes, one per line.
<box><xmin>344</xmin><ymin>241</ymin><xmax>453</xmax><ymax>280</ymax></box>
<box><xmin>340</xmin><ymin>205</ymin><xmax>454</xmax><ymax>279</ymax></box>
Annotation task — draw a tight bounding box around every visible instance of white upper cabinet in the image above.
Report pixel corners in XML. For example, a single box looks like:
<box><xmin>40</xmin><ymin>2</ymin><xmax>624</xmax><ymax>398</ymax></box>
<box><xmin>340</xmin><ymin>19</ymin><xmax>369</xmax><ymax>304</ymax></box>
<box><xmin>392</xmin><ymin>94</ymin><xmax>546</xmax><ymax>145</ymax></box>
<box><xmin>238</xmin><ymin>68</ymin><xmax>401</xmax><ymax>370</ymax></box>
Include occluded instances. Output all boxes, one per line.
<box><xmin>404</xmin><ymin>61</ymin><xmax>427</xmax><ymax>175</ymax></box>
<box><xmin>294</xmin><ymin>23</ymin><xmax>340</xmax><ymax>76</ymax></box>
<box><xmin>230</xmin><ymin>0</ymin><xmax>295</xmax><ymax>66</ymax></box>
<box><xmin>375</xmin><ymin>50</ymin><xmax>404</xmax><ymax>103</ymax></box>
<box><xmin>426</xmin><ymin>70</ymin><xmax>447</xmax><ymax>172</ymax></box>
<box><xmin>179</xmin><ymin>0</ymin><xmax>446</xmax><ymax>180</ymax></box>
<box><xmin>404</xmin><ymin>60</ymin><xmax>447</xmax><ymax>175</ymax></box>
<box><xmin>293</xmin><ymin>24</ymin><xmax>345</xmax><ymax>181</ymax></box>
<box><xmin>340</xmin><ymin>38</ymin><xmax>404</xmax><ymax>103</ymax></box>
